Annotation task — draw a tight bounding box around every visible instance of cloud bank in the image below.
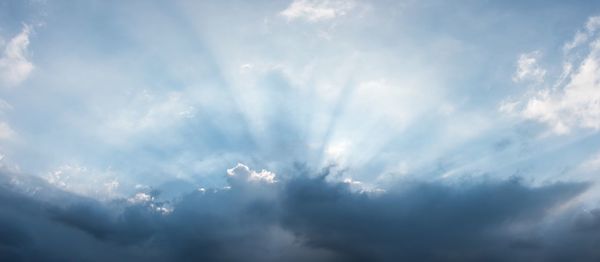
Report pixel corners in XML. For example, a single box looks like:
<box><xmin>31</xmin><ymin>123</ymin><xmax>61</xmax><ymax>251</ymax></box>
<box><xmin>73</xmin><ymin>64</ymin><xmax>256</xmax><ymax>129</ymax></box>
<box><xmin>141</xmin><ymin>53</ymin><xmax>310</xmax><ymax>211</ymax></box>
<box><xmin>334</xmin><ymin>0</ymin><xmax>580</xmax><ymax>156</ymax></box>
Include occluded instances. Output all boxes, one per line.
<box><xmin>0</xmin><ymin>165</ymin><xmax>597</xmax><ymax>262</ymax></box>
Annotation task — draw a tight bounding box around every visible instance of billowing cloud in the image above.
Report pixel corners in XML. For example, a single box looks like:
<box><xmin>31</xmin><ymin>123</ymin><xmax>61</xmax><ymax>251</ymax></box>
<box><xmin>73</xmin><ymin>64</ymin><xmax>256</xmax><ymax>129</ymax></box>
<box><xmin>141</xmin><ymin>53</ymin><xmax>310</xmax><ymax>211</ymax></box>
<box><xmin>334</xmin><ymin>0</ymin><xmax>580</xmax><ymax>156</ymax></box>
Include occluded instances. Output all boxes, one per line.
<box><xmin>227</xmin><ymin>163</ymin><xmax>277</xmax><ymax>184</ymax></box>
<box><xmin>0</xmin><ymin>164</ymin><xmax>596</xmax><ymax>261</ymax></box>
<box><xmin>0</xmin><ymin>25</ymin><xmax>34</xmax><ymax>87</ymax></box>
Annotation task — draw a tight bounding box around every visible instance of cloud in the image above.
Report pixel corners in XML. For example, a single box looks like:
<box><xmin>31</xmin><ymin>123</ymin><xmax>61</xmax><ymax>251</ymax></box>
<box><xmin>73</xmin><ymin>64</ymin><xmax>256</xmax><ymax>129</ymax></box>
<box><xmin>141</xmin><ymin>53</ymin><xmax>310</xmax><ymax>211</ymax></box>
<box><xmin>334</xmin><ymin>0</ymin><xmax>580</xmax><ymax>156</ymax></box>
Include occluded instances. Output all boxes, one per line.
<box><xmin>504</xmin><ymin>17</ymin><xmax>600</xmax><ymax>134</ymax></box>
<box><xmin>564</xmin><ymin>31</ymin><xmax>589</xmax><ymax>52</ymax></box>
<box><xmin>513</xmin><ymin>51</ymin><xmax>546</xmax><ymax>83</ymax></box>
<box><xmin>523</xmin><ymin>43</ymin><xmax>600</xmax><ymax>134</ymax></box>
<box><xmin>0</xmin><ymin>25</ymin><xmax>34</xmax><ymax>87</ymax></box>
<box><xmin>227</xmin><ymin>163</ymin><xmax>277</xmax><ymax>184</ymax></box>
<box><xmin>0</xmin><ymin>164</ymin><xmax>596</xmax><ymax>261</ymax></box>
<box><xmin>586</xmin><ymin>16</ymin><xmax>600</xmax><ymax>34</ymax></box>
<box><xmin>44</xmin><ymin>164</ymin><xmax>122</xmax><ymax>200</ymax></box>
<box><xmin>1</xmin><ymin>2</ymin><xmax>600</xmax><ymax>261</ymax></box>
<box><xmin>562</xmin><ymin>16</ymin><xmax>600</xmax><ymax>52</ymax></box>
<box><xmin>280</xmin><ymin>0</ymin><xmax>355</xmax><ymax>22</ymax></box>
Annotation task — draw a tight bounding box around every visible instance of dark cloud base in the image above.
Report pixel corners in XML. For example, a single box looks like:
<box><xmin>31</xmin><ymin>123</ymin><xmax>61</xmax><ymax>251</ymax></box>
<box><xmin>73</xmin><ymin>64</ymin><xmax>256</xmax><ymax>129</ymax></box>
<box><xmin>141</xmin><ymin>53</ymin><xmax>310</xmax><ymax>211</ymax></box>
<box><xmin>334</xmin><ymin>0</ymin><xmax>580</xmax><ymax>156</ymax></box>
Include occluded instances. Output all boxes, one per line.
<box><xmin>0</xmin><ymin>169</ymin><xmax>598</xmax><ymax>262</ymax></box>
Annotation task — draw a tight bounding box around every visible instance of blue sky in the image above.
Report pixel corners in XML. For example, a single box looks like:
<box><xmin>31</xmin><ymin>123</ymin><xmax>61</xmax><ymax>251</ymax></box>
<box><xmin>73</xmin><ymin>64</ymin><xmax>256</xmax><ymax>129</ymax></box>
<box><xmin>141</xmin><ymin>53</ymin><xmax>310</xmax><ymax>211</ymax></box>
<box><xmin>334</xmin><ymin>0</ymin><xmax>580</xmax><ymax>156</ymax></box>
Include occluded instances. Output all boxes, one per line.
<box><xmin>2</xmin><ymin>1</ymin><xmax>600</xmax><ymax>260</ymax></box>
<box><xmin>1</xmin><ymin>0</ymin><xmax>599</xmax><ymax>195</ymax></box>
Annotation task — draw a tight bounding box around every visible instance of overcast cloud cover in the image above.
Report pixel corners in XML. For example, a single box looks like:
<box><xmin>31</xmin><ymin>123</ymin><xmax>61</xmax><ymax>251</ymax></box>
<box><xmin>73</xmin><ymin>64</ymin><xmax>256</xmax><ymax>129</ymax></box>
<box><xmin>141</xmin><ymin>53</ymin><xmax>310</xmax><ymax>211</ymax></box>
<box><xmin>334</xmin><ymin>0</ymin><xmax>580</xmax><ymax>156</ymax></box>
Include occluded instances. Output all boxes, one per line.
<box><xmin>2</xmin><ymin>0</ymin><xmax>600</xmax><ymax>261</ymax></box>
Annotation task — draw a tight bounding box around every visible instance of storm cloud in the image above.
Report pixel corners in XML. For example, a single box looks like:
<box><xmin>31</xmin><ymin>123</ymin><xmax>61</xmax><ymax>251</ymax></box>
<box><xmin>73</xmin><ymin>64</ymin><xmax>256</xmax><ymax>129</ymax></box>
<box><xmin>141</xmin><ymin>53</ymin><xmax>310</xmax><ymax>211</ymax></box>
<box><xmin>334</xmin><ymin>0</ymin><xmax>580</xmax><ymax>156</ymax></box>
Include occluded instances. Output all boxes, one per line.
<box><xmin>0</xmin><ymin>166</ymin><xmax>596</xmax><ymax>262</ymax></box>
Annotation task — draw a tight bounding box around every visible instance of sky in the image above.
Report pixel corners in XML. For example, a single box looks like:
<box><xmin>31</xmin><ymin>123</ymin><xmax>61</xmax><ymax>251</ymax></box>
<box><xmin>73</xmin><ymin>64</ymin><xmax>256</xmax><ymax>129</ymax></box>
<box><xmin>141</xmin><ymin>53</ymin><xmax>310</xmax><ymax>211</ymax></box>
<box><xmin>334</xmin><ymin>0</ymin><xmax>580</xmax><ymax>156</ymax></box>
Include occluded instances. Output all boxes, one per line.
<box><xmin>2</xmin><ymin>0</ymin><xmax>600</xmax><ymax>261</ymax></box>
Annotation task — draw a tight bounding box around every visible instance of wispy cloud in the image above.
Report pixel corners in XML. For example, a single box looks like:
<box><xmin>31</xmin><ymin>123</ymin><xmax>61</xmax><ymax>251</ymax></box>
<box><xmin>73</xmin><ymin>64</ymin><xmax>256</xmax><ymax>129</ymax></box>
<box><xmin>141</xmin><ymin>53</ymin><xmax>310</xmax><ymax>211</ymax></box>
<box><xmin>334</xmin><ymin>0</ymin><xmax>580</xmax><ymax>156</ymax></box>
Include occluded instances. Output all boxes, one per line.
<box><xmin>0</xmin><ymin>25</ymin><xmax>34</xmax><ymax>87</ymax></box>
<box><xmin>280</xmin><ymin>0</ymin><xmax>356</xmax><ymax>22</ymax></box>
<box><xmin>504</xmin><ymin>17</ymin><xmax>600</xmax><ymax>134</ymax></box>
<box><xmin>513</xmin><ymin>51</ymin><xmax>546</xmax><ymax>83</ymax></box>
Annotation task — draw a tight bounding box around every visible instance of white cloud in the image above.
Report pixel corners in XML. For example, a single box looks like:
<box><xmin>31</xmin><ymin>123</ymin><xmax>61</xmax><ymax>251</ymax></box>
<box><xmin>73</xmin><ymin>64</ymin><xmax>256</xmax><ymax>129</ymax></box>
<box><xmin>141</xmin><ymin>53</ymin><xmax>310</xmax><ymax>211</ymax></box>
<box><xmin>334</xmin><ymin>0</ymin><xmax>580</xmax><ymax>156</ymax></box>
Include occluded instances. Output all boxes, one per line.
<box><xmin>498</xmin><ymin>100</ymin><xmax>520</xmax><ymax>114</ymax></box>
<box><xmin>126</xmin><ymin>191</ymin><xmax>173</xmax><ymax>214</ymax></box>
<box><xmin>523</xmin><ymin>41</ymin><xmax>600</xmax><ymax>134</ymax></box>
<box><xmin>0</xmin><ymin>25</ymin><xmax>34</xmax><ymax>87</ymax></box>
<box><xmin>342</xmin><ymin>177</ymin><xmax>385</xmax><ymax>194</ymax></box>
<box><xmin>227</xmin><ymin>163</ymin><xmax>277</xmax><ymax>184</ymax></box>
<box><xmin>512</xmin><ymin>51</ymin><xmax>546</xmax><ymax>83</ymax></box>
<box><xmin>504</xmin><ymin>17</ymin><xmax>600</xmax><ymax>134</ymax></box>
<box><xmin>563</xmin><ymin>16</ymin><xmax>600</xmax><ymax>52</ymax></box>
<box><xmin>45</xmin><ymin>164</ymin><xmax>122</xmax><ymax>199</ymax></box>
<box><xmin>280</xmin><ymin>0</ymin><xmax>355</xmax><ymax>22</ymax></box>
<box><xmin>224</xmin><ymin>163</ymin><xmax>279</xmax><ymax>203</ymax></box>
<box><xmin>564</xmin><ymin>31</ymin><xmax>588</xmax><ymax>52</ymax></box>
<box><xmin>586</xmin><ymin>16</ymin><xmax>600</xmax><ymax>33</ymax></box>
<box><xmin>128</xmin><ymin>192</ymin><xmax>153</xmax><ymax>203</ymax></box>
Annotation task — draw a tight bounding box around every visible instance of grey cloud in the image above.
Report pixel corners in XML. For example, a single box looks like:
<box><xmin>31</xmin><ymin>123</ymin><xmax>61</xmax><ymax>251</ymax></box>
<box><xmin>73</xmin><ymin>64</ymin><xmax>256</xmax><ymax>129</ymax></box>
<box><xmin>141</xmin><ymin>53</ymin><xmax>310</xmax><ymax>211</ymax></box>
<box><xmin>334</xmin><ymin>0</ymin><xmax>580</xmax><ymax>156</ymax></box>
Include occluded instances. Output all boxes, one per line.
<box><xmin>0</xmin><ymin>168</ymin><xmax>596</xmax><ymax>261</ymax></box>
<box><xmin>281</xmin><ymin>175</ymin><xmax>588</xmax><ymax>261</ymax></box>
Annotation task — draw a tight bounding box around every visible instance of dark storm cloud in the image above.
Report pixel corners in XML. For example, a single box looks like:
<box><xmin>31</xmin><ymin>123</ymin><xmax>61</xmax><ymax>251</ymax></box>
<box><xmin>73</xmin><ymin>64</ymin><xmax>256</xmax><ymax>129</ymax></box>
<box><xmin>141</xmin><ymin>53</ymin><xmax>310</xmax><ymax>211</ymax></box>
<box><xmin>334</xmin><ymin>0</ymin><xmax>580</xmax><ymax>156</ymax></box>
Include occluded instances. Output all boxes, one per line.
<box><xmin>281</xmin><ymin>175</ymin><xmax>588</xmax><ymax>261</ymax></box>
<box><xmin>0</xmin><ymin>168</ymin><xmax>597</xmax><ymax>261</ymax></box>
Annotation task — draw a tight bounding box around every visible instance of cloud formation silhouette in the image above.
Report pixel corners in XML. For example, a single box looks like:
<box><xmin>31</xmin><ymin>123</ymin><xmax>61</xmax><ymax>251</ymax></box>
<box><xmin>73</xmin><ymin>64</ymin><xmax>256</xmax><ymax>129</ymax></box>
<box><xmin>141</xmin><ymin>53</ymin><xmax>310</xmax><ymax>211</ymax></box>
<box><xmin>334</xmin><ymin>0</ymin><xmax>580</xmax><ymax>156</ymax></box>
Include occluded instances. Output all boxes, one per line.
<box><xmin>0</xmin><ymin>166</ymin><xmax>595</xmax><ymax>262</ymax></box>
